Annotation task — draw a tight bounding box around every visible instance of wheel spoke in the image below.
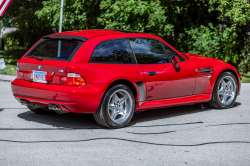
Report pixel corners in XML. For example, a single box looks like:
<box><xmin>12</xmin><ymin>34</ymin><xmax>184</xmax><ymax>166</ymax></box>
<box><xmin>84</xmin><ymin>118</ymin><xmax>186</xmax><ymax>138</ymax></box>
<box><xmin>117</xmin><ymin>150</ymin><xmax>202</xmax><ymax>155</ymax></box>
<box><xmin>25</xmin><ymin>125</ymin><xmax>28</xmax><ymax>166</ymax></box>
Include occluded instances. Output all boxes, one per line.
<box><xmin>222</xmin><ymin>80</ymin><xmax>227</xmax><ymax>89</ymax></box>
<box><xmin>114</xmin><ymin>93</ymin><xmax>120</xmax><ymax>103</ymax></box>
<box><xmin>110</xmin><ymin>109</ymin><xmax>118</xmax><ymax>120</ymax></box>
<box><xmin>227</xmin><ymin>81</ymin><xmax>232</xmax><ymax>88</ymax></box>
<box><xmin>119</xmin><ymin>96</ymin><xmax>127</xmax><ymax>105</ymax></box>
<box><xmin>119</xmin><ymin>105</ymin><xmax>125</xmax><ymax>114</ymax></box>
<box><xmin>218</xmin><ymin>88</ymin><xmax>224</xmax><ymax>95</ymax></box>
<box><xmin>109</xmin><ymin>103</ymin><xmax>115</xmax><ymax>110</ymax></box>
<box><xmin>222</xmin><ymin>94</ymin><xmax>228</xmax><ymax>104</ymax></box>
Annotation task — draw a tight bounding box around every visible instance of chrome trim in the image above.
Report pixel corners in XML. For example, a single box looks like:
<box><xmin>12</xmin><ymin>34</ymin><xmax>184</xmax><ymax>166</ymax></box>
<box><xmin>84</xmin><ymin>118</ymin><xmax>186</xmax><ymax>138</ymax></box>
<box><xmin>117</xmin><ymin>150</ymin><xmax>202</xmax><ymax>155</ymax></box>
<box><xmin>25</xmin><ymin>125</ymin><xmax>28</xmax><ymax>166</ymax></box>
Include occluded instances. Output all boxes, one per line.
<box><xmin>196</xmin><ymin>68</ymin><xmax>212</xmax><ymax>73</ymax></box>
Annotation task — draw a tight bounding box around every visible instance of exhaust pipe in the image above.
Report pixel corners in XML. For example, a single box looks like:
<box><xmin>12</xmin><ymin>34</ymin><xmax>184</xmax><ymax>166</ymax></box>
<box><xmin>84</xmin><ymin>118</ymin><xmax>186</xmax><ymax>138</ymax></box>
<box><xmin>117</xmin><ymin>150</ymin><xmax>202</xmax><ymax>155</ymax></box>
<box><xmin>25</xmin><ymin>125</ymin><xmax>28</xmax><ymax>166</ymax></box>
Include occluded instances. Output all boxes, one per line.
<box><xmin>20</xmin><ymin>99</ymin><xmax>44</xmax><ymax>109</ymax></box>
<box><xmin>48</xmin><ymin>104</ymin><xmax>66</xmax><ymax>114</ymax></box>
<box><xmin>20</xmin><ymin>99</ymin><xmax>28</xmax><ymax>105</ymax></box>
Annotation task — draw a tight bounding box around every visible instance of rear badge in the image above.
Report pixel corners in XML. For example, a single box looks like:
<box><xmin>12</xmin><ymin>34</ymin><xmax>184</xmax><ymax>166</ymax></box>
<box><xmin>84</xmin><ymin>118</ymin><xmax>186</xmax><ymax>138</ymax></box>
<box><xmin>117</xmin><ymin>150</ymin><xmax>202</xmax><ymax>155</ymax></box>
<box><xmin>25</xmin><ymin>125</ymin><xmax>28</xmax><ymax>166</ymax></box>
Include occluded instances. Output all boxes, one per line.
<box><xmin>38</xmin><ymin>65</ymin><xmax>42</xmax><ymax>70</ymax></box>
<box><xmin>59</xmin><ymin>69</ymin><xmax>64</xmax><ymax>73</ymax></box>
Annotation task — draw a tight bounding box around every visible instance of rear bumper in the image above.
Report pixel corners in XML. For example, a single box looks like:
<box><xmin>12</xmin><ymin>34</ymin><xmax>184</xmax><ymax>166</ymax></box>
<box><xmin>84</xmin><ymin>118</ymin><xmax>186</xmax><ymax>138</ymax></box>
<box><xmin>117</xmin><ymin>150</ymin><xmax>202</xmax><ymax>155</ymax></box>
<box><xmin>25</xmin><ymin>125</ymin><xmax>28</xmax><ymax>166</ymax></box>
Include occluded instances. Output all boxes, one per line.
<box><xmin>11</xmin><ymin>79</ymin><xmax>109</xmax><ymax>113</ymax></box>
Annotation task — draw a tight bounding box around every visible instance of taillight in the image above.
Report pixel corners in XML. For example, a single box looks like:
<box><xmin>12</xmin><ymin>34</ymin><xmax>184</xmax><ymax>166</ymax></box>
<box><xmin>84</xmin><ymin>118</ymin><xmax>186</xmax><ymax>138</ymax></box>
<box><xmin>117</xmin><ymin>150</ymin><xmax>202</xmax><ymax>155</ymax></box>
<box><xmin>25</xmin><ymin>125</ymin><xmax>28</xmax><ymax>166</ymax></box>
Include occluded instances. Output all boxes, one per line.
<box><xmin>16</xmin><ymin>62</ymin><xmax>19</xmax><ymax>71</ymax></box>
<box><xmin>60</xmin><ymin>73</ymin><xmax>87</xmax><ymax>86</ymax></box>
<box><xmin>16</xmin><ymin>62</ymin><xmax>24</xmax><ymax>79</ymax></box>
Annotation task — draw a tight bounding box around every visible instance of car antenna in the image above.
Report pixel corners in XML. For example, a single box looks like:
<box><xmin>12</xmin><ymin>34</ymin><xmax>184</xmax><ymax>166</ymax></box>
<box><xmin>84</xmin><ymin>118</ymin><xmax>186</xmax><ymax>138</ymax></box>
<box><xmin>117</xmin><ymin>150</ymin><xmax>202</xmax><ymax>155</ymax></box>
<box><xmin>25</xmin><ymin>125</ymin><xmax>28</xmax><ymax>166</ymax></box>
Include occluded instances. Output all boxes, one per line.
<box><xmin>52</xmin><ymin>28</ymin><xmax>57</xmax><ymax>33</ymax></box>
<box><xmin>73</xmin><ymin>24</ymin><xmax>79</xmax><ymax>33</ymax></box>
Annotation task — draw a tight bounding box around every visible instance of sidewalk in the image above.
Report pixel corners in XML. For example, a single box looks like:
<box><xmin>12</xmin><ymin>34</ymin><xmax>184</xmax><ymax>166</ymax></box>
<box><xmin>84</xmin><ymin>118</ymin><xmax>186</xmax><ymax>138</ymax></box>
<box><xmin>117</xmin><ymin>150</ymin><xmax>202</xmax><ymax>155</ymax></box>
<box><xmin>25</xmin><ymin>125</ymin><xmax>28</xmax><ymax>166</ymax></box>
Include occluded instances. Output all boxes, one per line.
<box><xmin>0</xmin><ymin>74</ymin><xmax>16</xmax><ymax>82</ymax></box>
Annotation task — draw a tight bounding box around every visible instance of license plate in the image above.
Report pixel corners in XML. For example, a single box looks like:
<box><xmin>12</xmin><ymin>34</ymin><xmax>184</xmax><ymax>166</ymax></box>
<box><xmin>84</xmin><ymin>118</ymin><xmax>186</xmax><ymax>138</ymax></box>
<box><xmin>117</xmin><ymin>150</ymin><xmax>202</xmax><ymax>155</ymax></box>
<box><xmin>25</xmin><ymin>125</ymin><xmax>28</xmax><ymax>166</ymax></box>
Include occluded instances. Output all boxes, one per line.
<box><xmin>33</xmin><ymin>70</ymin><xmax>47</xmax><ymax>83</ymax></box>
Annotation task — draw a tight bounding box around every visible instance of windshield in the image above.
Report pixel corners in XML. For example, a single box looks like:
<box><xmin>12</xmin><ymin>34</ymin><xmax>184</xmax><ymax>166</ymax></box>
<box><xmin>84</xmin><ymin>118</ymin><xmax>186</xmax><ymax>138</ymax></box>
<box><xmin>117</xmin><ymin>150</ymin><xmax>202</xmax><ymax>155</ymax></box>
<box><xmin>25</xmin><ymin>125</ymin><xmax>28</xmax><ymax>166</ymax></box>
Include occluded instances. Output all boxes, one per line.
<box><xmin>25</xmin><ymin>39</ymin><xmax>80</xmax><ymax>61</ymax></box>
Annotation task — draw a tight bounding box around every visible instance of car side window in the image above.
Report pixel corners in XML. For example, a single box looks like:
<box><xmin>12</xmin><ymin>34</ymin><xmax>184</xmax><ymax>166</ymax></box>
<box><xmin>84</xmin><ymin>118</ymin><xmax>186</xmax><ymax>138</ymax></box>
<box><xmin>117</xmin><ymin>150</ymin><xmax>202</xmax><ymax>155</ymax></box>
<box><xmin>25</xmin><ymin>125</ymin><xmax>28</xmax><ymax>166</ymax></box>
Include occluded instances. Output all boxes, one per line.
<box><xmin>90</xmin><ymin>39</ymin><xmax>135</xmax><ymax>64</ymax></box>
<box><xmin>161</xmin><ymin>42</ymin><xmax>185</xmax><ymax>62</ymax></box>
<box><xmin>128</xmin><ymin>38</ymin><xmax>169</xmax><ymax>64</ymax></box>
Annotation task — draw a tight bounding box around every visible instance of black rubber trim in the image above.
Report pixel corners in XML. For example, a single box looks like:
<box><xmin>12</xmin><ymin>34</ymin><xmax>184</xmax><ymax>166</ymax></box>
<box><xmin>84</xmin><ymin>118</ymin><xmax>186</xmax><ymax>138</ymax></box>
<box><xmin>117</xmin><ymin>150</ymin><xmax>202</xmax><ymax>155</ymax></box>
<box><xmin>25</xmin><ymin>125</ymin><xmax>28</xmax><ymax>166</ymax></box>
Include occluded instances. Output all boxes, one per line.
<box><xmin>136</xmin><ymin>81</ymin><xmax>146</xmax><ymax>101</ymax></box>
<box><xmin>109</xmin><ymin>29</ymin><xmax>147</xmax><ymax>34</ymax></box>
<box><xmin>43</xmin><ymin>35</ymin><xmax>88</xmax><ymax>42</ymax></box>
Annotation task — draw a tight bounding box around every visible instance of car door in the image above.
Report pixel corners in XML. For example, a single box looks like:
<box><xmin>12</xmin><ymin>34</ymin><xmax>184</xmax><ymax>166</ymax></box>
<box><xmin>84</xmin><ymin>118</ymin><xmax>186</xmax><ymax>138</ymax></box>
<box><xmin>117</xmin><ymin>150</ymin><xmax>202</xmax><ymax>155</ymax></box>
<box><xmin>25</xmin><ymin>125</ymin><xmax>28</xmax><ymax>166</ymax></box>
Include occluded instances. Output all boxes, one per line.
<box><xmin>128</xmin><ymin>38</ymin><xmax>196</xmax><ymax>101</ymax></box>
<box><xmin>160</xmin><ymin>42</ymin><xmax>197</xmax><ymax>99</ymax></box>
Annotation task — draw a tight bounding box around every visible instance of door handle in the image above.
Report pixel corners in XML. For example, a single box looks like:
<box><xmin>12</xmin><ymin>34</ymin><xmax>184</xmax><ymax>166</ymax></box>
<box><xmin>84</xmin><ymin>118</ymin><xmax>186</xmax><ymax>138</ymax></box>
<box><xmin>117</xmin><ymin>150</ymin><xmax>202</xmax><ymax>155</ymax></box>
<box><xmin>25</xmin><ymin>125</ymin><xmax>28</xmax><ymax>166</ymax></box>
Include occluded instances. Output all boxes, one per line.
<box><xmin>147</xmin><ymin>71</ymin><xmax>157</xmax><ymax>76</ymax></box>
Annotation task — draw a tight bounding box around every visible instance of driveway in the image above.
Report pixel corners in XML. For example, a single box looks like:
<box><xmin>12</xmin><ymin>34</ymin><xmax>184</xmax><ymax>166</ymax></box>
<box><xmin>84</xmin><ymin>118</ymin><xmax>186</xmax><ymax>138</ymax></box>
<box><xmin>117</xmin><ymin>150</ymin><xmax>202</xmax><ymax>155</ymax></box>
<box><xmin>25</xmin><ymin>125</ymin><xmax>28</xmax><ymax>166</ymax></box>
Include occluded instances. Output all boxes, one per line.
<box><xmin>0</xmin><ymin>78</ymin><xmax>250</xmax><ymax>166</ymax></box>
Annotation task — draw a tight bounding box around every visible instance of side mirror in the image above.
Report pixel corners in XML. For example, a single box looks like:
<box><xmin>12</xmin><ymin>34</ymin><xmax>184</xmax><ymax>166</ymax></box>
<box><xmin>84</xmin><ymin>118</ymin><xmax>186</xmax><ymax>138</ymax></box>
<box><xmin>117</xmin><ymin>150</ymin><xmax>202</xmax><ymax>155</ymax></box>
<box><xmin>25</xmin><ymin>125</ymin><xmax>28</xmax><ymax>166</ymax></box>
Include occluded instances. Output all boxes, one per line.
<box><xmin>172</xmin><ymin>56</ymin><xmax>180</xmax><ymax>68</ymax></box>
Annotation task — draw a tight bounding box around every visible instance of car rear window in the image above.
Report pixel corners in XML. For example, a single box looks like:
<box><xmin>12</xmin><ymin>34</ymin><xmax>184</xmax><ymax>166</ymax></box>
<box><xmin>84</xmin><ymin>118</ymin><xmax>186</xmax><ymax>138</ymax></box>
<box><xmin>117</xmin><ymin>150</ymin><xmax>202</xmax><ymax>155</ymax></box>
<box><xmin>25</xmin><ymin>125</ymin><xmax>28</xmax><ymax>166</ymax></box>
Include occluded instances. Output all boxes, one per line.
<box><xmin>25</xmin><ymin>39</ymin><xmax>80</xmax><ymax>61</ymax></box>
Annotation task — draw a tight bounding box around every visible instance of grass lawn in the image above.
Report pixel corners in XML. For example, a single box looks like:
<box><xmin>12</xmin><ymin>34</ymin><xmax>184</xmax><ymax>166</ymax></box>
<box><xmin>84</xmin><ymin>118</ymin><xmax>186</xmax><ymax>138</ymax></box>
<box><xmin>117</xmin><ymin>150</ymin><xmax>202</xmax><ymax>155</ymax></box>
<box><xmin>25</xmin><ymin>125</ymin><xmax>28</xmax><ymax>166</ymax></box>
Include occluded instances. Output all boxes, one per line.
<box><xmin>241</xmin><ymin>72</ymin><xmax>250</xmax><ymax>83</ymax></box>
<box><xmin>0</xmin><ymin>47</ymin><xmax>26</xmax><ymax>76</ymax></box>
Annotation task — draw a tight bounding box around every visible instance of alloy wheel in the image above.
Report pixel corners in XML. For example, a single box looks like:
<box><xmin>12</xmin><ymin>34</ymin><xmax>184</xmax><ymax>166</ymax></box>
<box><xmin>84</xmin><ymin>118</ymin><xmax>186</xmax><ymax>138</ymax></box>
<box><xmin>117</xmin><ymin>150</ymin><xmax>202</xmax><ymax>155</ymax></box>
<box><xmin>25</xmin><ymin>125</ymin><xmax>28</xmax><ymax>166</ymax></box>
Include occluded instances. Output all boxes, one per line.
<box><xmin>217</xmin><ymin>75</ymin><xmax>237</xmax><ymax>106</ymax></box>
<box><xmin>108</xmin><ymin>89</ymin><xmax>133</xmax><ymax>124</ymax></box>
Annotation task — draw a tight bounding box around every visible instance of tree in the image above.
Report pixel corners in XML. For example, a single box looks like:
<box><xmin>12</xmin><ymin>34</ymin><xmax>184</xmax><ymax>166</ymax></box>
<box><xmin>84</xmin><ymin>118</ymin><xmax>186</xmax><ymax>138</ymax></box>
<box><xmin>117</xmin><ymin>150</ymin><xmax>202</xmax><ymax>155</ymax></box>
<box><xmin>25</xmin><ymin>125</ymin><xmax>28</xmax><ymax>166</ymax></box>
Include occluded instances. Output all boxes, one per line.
<box><xmin>2</xmin><ymin>0</ymin><xmax>250</xmax><ymax>73</ymax></box>
<box><xmin>36</xmin><ymin>0</ymin><xmax>103</xmax><ymax>30</ymax></box>
<box><xmin>3</xmin><ymin>0</ymin><xmax>52</xmax><ymax>48</ymax></box>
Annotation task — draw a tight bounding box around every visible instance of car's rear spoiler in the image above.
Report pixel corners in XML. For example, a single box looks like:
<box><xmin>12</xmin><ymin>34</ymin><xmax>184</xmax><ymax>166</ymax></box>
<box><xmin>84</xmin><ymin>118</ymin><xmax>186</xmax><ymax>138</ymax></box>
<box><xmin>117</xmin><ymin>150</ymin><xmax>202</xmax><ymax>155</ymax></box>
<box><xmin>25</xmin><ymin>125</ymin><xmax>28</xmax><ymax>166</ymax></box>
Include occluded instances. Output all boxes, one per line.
<box><xmin>43</xmin><ymin>35</ymin><xmax>88</xmax><ymax>42</ymax></box>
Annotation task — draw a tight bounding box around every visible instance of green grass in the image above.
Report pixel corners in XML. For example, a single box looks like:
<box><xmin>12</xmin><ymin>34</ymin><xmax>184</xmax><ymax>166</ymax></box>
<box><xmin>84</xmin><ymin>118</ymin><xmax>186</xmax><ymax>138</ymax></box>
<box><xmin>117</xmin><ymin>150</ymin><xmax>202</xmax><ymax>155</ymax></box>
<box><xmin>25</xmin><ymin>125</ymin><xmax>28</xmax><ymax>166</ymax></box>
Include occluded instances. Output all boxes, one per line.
<box><xmin>241</xmin><ymin>72</ymin><xmax>250</xmax><ymax>83</ymax></box>
<box><xmin>0</xmin><ymin>64</ymin><xmax>16</xmax><ymax>75</ymax></box>
<box><xmin>0</xmin><ymin>47</ymin><xmax>26</xmax><ymax>76</ymax></box>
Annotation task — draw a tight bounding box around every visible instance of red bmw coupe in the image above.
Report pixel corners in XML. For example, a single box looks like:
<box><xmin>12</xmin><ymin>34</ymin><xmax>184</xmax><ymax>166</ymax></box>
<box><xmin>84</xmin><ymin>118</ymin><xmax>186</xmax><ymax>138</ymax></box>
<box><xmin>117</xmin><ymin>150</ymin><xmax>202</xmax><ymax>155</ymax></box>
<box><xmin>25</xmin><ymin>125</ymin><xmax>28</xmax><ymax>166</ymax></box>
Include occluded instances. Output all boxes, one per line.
<box><xmin>11</xmin><ymin>29</ymin><xmax>241</xmax><ymax>128</ymax></box>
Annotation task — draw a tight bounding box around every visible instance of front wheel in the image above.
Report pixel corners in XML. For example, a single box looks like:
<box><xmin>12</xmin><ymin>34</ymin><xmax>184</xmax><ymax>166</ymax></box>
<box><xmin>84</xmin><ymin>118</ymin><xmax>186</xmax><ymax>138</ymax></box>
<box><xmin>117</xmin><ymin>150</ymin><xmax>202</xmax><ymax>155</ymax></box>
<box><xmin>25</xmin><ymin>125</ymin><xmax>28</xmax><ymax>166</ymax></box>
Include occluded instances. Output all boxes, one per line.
<box><xmin>208</xmin><ymin>72</ymin><xmax>238</xmax><ymax>109</ymax></box>
<box><xmin>93</xmin><ymin>84</ymin><xmax>135</xmax><ymax>128</ymax></box>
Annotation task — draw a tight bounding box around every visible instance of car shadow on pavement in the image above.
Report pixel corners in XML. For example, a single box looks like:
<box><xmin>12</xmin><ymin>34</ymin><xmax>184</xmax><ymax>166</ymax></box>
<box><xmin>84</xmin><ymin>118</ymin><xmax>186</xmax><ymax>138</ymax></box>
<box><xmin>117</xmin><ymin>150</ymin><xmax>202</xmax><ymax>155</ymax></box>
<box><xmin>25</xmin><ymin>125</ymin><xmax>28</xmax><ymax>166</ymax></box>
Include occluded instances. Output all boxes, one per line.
<box><xmin>129</xmin><ymin>102</ymin><xmax>241</xmax><ymax>126</ymax></box>
<box><xmin>17</xmin><ymin>102</ymin><xmax>241</xmax><ymax>129</ymax></box>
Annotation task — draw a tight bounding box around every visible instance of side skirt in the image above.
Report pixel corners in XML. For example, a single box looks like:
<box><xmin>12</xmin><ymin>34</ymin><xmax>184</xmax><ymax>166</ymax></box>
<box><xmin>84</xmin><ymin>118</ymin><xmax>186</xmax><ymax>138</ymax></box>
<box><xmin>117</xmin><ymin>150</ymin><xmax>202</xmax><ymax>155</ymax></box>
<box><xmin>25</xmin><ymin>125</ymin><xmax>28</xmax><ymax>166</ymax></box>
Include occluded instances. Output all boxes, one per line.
<box><xmin>135</xmin><ymin>94</ymin><xmax>212</xmax><ymax>111</ymax></box>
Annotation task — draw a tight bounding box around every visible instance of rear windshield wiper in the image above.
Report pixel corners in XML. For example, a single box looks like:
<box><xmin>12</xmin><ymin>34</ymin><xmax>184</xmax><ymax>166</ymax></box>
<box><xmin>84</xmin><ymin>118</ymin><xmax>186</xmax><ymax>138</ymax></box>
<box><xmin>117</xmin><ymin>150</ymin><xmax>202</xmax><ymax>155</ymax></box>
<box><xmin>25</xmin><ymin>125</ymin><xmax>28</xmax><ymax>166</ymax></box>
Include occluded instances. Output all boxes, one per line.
<box><xmin>26</xmin><ymin>55</ymin><xmax>43</xmax><ymax>61</ymax></box>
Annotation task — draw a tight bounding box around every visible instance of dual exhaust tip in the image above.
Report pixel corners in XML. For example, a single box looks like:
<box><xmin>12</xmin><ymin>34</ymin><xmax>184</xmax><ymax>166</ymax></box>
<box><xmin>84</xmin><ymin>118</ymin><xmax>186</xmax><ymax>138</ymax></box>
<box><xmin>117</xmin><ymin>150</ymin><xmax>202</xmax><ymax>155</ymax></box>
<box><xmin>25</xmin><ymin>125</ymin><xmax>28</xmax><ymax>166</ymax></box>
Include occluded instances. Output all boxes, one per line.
<box><xmin>20</xmin><ymin>99</ymin><xmax>29</xmax><ymax>106</ymax></box>
<box><xmin>20</xmin><ymin>99</ymin><xmax>66</xmax><ymax>114</ymax></box>
<box><xmin>48</xmin><ymin>104</ymin><xmax>66</xmax><ymax>114</ymax></box>
<box><xmin>48</xmin><ymin>104</ymin><xmax>61</xmax><ymax>111</ymax></box>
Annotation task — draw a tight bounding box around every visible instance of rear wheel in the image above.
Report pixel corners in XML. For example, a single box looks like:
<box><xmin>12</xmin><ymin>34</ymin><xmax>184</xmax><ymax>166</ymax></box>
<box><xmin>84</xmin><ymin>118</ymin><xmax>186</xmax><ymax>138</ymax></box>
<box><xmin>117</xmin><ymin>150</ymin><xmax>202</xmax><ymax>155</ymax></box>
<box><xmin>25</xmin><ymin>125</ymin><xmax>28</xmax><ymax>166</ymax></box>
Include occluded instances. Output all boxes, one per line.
<box><xmin>208</xmin><ymin>72</ymin><xmax>238</xmax><ymax>109</ymax></box>
<box><xmin>93</xmin><ymin>84</ymin><xmax>135</xmax><ymax>128</ymax></box>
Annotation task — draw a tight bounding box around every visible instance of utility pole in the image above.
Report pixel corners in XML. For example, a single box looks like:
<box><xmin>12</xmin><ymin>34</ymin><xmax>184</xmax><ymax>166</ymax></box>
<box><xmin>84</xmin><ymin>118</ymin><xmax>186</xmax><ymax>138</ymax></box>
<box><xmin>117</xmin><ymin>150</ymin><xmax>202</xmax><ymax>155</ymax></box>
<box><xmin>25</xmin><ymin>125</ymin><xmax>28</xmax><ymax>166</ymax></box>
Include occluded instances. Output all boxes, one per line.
<box><xmin>59</xmin><ymin>0</ymin><xmax>64</xmax><ymax>33</ymax></box>
<box><xmin>57</xmin><ymin>0</ymin><xmax>64</xmax><ymax>57</ymax></box>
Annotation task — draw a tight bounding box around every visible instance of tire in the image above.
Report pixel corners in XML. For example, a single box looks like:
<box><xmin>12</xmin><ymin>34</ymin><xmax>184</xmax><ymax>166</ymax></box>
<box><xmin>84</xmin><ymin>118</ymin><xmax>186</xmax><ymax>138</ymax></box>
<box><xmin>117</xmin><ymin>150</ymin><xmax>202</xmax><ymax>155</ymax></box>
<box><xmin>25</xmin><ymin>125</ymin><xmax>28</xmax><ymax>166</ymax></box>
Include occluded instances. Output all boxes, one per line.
<box><xmin>93</xmin><ymin>84</ymin><xmax>135</xmax><ymax>128</ymax></box>
<box><xmin>208</xmin><ymin>72</ymin><xmax>238</xmax><ymax>109</ymax></box>
<box><xmin>27</xmin><ymin>105</ymin><xmax>51</xmax><ymax>114</ymax></box>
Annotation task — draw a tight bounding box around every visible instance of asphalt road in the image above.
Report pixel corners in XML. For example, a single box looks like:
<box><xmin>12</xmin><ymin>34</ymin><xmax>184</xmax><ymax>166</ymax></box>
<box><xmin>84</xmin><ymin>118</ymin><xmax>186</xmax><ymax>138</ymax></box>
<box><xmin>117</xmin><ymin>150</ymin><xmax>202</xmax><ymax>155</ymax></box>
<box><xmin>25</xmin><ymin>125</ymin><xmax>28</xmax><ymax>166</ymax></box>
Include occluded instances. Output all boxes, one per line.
<box><xmin>0</xmin><ymin>80</ymin><xmax>250</xmax><ymax>166</ymax></box>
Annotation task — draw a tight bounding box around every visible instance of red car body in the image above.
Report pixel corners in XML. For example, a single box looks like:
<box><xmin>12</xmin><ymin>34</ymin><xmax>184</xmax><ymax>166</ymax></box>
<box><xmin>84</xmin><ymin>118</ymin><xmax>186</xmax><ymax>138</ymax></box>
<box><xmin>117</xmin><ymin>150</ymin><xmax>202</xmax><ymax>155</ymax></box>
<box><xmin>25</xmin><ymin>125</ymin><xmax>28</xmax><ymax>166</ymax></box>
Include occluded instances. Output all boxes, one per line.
<box><xmin>11</xmin><ymin>29</ymin><xmax>241</xmax><ymax>114</ymax></box>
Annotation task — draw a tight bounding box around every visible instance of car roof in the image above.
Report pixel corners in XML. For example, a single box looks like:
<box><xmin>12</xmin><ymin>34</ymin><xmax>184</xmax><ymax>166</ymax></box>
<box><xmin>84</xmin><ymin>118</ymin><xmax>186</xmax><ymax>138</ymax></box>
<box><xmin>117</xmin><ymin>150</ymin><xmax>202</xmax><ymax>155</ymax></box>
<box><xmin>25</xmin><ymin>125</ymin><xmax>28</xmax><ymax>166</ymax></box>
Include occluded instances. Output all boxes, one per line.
<box><xmin>50</xmin><ymin>29</ymin><xmax>146</xmax><ymax>39</ymax></box>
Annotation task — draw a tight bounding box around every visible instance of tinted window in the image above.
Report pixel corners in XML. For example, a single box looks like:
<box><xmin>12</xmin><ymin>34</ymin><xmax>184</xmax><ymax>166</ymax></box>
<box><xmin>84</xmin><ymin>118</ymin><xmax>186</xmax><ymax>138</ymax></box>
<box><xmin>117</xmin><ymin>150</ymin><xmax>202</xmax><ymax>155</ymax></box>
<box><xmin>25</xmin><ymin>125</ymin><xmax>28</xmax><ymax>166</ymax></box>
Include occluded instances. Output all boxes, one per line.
<box><xmin>26</xmin><ymin>39</ymin><xmax>79</xmax><ymax>61</ymax></box>
<box><xmin>129</xmin><ymin>38</ymin><xmax>168</xmax><ymax>64</ymax></box>
<box><xmin>161</xmin><ymin>43</ymin><xmax>185</xmax><ymax>62</ymax></box>
<box><xmin>90</xmin><ymin>39</ymin><xmax>134</xmax><ymax>64</ymax></box>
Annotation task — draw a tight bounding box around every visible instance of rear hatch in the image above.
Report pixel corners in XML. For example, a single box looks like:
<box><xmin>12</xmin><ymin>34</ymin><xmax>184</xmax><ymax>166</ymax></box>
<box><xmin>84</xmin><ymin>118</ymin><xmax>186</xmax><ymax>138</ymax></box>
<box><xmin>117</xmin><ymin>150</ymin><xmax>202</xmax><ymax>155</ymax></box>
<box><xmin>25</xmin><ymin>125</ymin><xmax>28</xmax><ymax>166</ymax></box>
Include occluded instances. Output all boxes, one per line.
<box><xmin>17</xmin><ymin>36</ymin><xmax>86</xmax><ymax>84</ymax></box>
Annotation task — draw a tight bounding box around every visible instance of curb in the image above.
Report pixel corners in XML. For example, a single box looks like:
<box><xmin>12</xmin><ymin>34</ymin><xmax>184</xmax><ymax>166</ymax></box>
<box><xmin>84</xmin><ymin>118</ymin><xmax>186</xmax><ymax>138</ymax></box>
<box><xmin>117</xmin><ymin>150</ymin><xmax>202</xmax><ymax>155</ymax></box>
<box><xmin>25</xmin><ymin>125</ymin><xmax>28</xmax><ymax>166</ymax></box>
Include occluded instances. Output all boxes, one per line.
<box><xmin>0</xmin><ymin>74</ymin><xmax>16</xmax><ymax>82</ymax></box>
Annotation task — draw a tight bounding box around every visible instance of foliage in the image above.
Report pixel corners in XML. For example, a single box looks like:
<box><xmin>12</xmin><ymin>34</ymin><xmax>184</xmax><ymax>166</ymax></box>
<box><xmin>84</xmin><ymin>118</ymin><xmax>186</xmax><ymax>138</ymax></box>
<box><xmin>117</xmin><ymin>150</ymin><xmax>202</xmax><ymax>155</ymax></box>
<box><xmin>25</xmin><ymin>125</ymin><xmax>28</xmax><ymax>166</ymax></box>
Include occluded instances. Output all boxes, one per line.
<box><xmin>97</xmin><ymin>0</ymin><xmax>250</xmax><ymax>72</ymax></box>
<box><xmin>2</xmin><ymin>0</ymin><xmax>250</xmax><ymax>73</ymax></box>
<box><xmin>186</xmin><ymin>23</ymin><xmax>238</xmax><ymax>64</ymax></box>
<box><xmin>98</xmin><ymin>0</ymin><xmax>173</xmax><ymax>34</ymax></box>
<box><xmin>36</xmin><ymin>0</ymin><xmax>103</xmax><ymax>30</ymax></box>
<box><xmin>241</xmin><ymin>72</ymin><xmax>250</xmax><ymax>83</ymax></box>
<box><xmin>3</xmin><ymin>0</ymin><xmax>52</xmax><ymax>48</ymax></box>
<box><xmin>0</xmin><ymin>48</ymin><xmax>26</xmax><ymax>75</ymax></box>
<box><xmin>208</xmin><ymin>0</ymin><xmax>250</xmax><ymax>72</ymax></box>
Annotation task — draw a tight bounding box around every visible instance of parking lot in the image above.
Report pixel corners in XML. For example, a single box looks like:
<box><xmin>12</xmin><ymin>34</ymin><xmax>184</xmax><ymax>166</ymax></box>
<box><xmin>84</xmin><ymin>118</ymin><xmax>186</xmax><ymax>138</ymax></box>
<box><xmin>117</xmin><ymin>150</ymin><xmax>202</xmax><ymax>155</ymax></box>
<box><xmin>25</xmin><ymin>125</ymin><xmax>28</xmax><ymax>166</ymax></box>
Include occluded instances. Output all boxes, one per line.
<box><xmin>0</xmin><ymin>77</ymin><xmax>250</xmax><ymax>166</ymax></box>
